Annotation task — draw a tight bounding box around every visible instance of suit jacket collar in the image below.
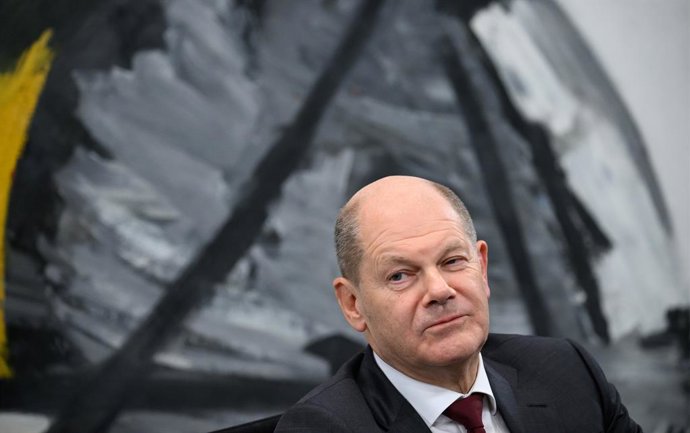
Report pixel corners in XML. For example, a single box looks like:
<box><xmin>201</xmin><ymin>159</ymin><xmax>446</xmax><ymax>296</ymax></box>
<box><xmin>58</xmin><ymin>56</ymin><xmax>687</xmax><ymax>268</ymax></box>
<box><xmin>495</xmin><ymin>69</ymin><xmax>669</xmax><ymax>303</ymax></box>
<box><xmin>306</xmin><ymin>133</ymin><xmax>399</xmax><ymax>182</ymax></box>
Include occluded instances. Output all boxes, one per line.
<box><xmin>483</xmin><ymin>356</ymin><xmax>526</xmax><ymax>433</ymax></box>
<box><xmin>483</xmin><ymin>342</ymin><xmax>564</xmax><ymax>433</ymax></box>
<box><xmin>356</xmin><ymin>347</ymin><xmax>431</xmax><ymax>432</ymax></box>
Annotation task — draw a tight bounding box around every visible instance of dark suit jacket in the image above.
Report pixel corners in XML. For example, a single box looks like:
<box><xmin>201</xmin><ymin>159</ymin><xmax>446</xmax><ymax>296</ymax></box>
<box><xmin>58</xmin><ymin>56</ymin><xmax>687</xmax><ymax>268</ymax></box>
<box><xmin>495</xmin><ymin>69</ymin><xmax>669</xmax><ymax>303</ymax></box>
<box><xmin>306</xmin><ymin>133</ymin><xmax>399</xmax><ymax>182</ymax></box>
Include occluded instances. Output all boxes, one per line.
<box><xmin>275</xmin><ymin>333</ymin><xmax>642</xmax><ymax>432</ymax></box>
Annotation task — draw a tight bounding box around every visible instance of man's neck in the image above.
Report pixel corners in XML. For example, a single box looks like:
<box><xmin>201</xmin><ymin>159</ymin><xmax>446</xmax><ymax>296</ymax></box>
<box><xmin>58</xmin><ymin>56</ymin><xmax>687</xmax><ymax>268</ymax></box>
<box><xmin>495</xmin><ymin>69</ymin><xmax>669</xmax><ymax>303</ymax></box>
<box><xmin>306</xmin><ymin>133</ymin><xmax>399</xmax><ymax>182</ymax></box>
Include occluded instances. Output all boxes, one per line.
<box><xmin>375</xmin><ymin>352</ymin><xmax>480</xmax><ymax>393</ymax></box>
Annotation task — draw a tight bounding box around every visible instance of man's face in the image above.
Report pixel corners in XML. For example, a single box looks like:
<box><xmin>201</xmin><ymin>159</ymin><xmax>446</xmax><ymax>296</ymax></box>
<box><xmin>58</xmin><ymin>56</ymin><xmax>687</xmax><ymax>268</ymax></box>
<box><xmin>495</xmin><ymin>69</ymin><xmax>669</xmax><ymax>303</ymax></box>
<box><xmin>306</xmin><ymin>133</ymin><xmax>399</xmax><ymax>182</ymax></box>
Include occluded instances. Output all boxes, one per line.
<box><xmin>334</xmin><ymin>183</ymin><xmax>490</xmax><ymax>382</ymax></box>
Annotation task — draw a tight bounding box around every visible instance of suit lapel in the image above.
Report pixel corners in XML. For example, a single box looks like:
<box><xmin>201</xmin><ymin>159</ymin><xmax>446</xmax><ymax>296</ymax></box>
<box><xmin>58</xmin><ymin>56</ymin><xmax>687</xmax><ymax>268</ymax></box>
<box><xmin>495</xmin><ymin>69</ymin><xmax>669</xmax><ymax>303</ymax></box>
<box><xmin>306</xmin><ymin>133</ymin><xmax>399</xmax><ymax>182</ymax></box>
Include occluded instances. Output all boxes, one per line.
<box><xmin>356</xmin><ymin>347</ymin><xmax>432</xmax><ymax>432</ymax></box>
<box><xmin>484</xmin><ymin>358</ymin><xmax>525</xmax><ymax>433</ymax></box>
<box><xmin>484</xmin><ymin>356</ymin><xmax>564</xmax><ymax>433</ymax></box>
<box><xmin>386</xmin><ymin>408</ymin><xmax>434</xmax><ymax>433</ymax></box>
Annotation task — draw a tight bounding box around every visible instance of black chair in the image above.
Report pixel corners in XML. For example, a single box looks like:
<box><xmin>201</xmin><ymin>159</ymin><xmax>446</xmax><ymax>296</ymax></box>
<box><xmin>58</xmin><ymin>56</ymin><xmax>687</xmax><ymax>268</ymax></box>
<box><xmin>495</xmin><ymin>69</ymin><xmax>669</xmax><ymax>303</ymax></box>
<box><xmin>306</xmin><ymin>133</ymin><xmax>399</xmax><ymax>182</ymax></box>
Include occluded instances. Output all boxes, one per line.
<box><xmin>209</xmin><ymin>414</ymin><xmax>281</xmax><ymax>433</ymax></box>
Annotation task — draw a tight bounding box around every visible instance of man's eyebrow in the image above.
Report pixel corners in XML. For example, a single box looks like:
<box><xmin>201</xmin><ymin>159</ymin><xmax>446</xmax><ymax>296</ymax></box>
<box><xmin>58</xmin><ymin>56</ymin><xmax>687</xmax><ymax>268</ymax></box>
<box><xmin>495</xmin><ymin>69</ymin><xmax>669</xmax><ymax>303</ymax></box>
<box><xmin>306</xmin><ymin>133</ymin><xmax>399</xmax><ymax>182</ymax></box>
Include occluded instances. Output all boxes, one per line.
<box><xmin>440</xmin><ymin>240</ymin><xmax>470</xmax><ymax>256</ymax></box>
<box><xmin>378</xmin><ymin>255</ymin><xmax>414</xmax><ymax>267</ymax></box>
<box><xmin>378</xmin><ymin>240</ymin><xmax>472</xmax><ymax>267</ymax></box>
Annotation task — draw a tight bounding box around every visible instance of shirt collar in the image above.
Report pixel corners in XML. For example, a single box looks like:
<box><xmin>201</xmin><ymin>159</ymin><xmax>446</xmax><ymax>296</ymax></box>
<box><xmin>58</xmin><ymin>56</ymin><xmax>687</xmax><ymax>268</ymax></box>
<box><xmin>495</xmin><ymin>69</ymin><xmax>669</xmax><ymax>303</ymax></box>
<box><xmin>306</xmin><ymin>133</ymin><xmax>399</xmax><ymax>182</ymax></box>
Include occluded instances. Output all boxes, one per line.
<box><xmin>373</xmin><ymin>351</ymin><xmax>498</xmax><ymax>428</ymax></box>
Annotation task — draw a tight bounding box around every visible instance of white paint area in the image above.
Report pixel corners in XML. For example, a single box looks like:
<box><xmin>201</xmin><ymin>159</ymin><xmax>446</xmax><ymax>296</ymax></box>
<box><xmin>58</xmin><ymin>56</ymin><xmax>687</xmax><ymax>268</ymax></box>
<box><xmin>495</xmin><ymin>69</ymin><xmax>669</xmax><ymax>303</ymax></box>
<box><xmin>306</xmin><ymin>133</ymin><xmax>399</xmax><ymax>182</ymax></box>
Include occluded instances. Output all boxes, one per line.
<box><xmin>556</xmin><ymin>0</ymin><xmax>690</xmax><ymax>293</ymax></box>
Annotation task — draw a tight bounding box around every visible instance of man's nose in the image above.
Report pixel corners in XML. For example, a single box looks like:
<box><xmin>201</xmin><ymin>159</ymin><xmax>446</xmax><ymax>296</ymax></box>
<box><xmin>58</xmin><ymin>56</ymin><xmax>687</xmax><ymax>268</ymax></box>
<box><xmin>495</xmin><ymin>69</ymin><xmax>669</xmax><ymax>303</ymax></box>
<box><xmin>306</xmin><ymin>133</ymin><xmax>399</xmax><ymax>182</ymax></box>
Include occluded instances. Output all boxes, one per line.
<box><xmin>423</xmin><ymin>268</ymin><xmax>455</xmax><ymax>306</ymax></box>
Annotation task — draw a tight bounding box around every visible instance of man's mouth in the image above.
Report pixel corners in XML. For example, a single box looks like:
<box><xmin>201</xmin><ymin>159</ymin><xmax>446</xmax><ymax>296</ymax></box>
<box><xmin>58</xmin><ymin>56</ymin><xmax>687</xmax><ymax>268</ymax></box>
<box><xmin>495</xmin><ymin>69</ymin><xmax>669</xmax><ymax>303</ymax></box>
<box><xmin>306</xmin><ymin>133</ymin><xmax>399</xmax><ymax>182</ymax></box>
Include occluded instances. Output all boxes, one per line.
<box><xmin>427</xmin><ymin>314</ymin><xmax>464</xmax><ymax>330</ymax></box>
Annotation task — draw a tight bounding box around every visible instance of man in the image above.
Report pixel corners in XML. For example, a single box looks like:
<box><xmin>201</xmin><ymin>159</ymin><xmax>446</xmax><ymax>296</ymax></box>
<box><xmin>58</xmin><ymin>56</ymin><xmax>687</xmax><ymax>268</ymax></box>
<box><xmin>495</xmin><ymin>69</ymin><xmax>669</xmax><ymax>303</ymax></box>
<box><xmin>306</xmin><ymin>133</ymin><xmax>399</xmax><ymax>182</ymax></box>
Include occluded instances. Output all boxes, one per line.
<box><xmin>275</xmin><ymin>175</ymin><xmax>641</xmax><ymax>432</ymax></box>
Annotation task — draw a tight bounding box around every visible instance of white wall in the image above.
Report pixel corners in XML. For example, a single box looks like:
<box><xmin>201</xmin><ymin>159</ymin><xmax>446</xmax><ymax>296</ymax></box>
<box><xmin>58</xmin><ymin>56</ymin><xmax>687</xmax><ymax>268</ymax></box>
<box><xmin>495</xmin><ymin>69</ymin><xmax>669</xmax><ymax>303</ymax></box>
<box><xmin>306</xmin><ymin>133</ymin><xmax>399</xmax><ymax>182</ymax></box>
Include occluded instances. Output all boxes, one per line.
<box><xmin>557</xmin><ymin>0</ymin><xmax>690</xmax><ymax>293</ymax></box>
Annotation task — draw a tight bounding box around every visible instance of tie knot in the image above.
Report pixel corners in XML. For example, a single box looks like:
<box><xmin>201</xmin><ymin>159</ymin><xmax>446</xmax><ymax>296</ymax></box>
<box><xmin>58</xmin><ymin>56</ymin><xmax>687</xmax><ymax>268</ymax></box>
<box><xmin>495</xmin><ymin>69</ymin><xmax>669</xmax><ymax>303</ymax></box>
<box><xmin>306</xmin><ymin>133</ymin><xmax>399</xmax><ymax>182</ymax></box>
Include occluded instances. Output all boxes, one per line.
<box><xmin>443</xmin><ymin>393</ymin><xmax>485</xmax><ymax>432</ymax></box>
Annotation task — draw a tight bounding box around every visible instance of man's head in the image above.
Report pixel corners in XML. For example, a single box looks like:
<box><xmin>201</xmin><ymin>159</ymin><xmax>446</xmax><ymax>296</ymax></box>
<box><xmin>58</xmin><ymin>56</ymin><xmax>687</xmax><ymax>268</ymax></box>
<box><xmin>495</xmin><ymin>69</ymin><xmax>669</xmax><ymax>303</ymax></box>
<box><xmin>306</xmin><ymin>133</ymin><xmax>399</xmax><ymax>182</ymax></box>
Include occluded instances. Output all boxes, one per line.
<box><xmin>335</xmin><ymin>179</ymin><xmax>477</xmax><ymax>283</ymax></box>
<box><xmin>332</xmin><ymin>176</ymin><xmax>490</xmax><ymax>388</ymax></box>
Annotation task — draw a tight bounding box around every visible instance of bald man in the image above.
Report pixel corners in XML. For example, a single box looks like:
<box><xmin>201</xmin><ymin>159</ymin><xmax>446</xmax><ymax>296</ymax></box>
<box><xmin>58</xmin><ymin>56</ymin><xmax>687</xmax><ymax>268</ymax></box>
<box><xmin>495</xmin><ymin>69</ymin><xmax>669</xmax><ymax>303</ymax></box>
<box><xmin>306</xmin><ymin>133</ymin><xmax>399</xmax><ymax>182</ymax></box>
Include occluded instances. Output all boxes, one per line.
<box><xmin>275</xmin><ymin>176</ymin><xmax>641</xmax><ymax>433</ymax></box>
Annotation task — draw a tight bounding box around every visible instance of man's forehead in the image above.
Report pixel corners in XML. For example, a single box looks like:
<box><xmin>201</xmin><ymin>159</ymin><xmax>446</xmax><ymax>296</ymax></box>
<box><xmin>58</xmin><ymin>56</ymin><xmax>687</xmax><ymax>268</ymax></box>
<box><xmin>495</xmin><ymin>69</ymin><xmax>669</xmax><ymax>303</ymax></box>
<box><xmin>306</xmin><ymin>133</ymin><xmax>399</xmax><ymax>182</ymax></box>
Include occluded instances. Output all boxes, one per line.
<box><xmin>359</xmin><ymin>215</ymin><xmax>470</xmax><ymax>267</ymax></box>
<box><xmin>376</xmin><ymin>237</ymin><xmax>472</xmax><ymax>263</ymax></box>
<box><xmin>356</xmin><ymin>192</ymin><xmax>457</xmax><ymax>229</ymax></box>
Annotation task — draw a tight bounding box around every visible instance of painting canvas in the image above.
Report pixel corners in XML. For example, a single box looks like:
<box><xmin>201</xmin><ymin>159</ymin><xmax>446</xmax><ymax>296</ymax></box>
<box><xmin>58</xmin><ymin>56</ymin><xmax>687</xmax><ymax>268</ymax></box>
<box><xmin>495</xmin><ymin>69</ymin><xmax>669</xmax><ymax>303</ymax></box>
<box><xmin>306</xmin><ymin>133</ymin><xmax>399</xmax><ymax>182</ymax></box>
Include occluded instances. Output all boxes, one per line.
<box><xmin>1</xmin><ymin>0</ymin><xmax>687</xmax><ymax>431</ymax></box>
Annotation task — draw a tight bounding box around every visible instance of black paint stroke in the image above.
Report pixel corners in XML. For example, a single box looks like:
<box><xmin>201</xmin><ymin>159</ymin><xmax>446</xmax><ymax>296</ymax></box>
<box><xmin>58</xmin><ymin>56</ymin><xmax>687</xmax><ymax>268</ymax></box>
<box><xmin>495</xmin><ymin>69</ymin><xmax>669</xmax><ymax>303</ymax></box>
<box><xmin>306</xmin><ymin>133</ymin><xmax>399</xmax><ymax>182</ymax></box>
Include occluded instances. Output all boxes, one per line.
<box><xmin>524</xmin><ymin>124</ymin><xmax>611</xmax><ymax>342</ymax></box>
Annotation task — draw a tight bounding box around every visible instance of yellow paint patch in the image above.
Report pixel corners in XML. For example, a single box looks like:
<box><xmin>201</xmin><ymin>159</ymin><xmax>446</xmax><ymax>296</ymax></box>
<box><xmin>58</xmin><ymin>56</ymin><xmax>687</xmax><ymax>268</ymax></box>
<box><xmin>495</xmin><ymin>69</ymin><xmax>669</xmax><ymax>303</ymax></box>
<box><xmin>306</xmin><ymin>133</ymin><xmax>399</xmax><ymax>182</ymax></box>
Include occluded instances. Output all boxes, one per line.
<box><xmin>0</xmin><ymin>30</ymin><xmax>54</xmax><ymax>378</ymax></box>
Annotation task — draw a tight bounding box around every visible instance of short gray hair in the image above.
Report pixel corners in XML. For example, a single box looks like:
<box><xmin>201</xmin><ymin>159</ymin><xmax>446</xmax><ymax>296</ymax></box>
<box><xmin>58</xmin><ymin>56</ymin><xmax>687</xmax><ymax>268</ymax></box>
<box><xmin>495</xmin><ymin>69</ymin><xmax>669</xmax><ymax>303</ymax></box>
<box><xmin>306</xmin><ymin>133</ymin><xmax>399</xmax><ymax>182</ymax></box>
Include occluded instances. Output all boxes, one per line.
<box><xmin>334</xmin><ymin>180</ymin><xmax>476</xmax><ymax>283</ymax></box>
<box><xmin>334</xmin><ymin>199</ymin><xmax>363</xmax><ymax>283</ymax></box>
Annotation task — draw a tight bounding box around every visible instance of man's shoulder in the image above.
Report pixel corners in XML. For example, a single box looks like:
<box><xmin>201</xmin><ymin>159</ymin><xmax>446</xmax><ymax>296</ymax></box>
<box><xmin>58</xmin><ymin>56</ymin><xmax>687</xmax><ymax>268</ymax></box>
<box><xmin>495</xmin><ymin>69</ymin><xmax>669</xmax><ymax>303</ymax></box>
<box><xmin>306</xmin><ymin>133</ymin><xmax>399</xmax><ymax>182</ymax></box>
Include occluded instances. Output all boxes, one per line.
<box><xmin>482</xmin><ymin>335</ymin><xmax>642</xmax><ymax>432</ymax></box>
<box><xmin>481</xmin><ymin>332</ymin><xmax>615</xmax><ymax>398</ymax></box>
<box><xmin>484</xmin><ymin>332</ymin><xmax>578</xmax><ymax>353</ymax></box>
<box><xmin>483</xmin><ymin>333</ymin><xmax>590</xmax><ymax>370</ymax></box>
<box><xmin>294</xmin><ymin>351</ymin><xmax>365</xmax><ymax>406</ymax></box>
<box><xmin>275</xmin><ymin>351</ymin><xmax>382</xmax><ymax>433</ymax></box>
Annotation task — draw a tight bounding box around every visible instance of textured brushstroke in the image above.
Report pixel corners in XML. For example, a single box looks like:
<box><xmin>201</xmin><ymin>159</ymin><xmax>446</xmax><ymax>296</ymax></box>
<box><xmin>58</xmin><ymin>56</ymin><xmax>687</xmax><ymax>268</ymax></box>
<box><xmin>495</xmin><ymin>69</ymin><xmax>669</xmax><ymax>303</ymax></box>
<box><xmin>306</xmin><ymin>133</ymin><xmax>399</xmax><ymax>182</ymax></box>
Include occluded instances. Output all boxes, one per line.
<box><xmin>0</xmin><ymin>30</ymin><xmax>54</xmax><ymax>378</ymax></box>
<box><xmin>252</xmin><ymin>151</ymin><xmax>357</xmax><ymax>333</ymax></box>
<box><xmin>45</xmin><ymin>1</ymin><xmax>386</xmax><ymax>431</ymax></box>
<box><xmin>47</xmin><ymin>0</ymin><xmax>351</xmax><ymax>374</ymax></box>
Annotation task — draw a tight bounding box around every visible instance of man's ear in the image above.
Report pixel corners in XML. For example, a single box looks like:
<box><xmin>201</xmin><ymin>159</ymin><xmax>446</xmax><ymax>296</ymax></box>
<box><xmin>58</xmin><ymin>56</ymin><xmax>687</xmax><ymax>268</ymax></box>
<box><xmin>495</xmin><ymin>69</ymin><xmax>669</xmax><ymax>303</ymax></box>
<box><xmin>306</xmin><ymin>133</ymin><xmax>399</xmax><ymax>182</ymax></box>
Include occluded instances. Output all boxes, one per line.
<box><xmin>333</xmin><ymin>277</ymin><xmax>367</xmax><ymax>332</ymax></box>
<box><xmin>476</xmin><ymin>240</ymin><xmax>490</xmax><ymax>297</ymax></box>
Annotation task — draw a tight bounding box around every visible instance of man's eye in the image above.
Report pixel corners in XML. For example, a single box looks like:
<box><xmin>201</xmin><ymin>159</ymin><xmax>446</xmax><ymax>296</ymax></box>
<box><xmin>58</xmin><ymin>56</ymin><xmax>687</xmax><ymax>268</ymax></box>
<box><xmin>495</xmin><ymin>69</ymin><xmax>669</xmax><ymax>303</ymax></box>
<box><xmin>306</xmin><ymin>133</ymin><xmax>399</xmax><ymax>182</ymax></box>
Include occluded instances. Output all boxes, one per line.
<box><xmin>389</xmin><ymin>272</ymin><xmax>406</xmax><ymax>282</ymax></box>
<box><xmin>444</xmin><ymin>257</ymin><xmax>466</xmax><ymax>267</ymax></box>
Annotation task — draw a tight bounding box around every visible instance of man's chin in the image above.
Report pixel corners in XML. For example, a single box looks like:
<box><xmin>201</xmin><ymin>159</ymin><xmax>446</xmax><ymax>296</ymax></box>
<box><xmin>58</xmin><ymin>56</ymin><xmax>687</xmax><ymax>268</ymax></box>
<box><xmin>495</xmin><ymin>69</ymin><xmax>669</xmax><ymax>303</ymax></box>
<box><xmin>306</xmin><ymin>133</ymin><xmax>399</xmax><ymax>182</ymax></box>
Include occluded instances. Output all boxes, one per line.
<box><xmin>437</xmin><ymin>330</ymin><xmax>488</xmax><ymax>360</ymax></box>
<box><xmin>421</xmin><ymin>345</ymin><xmax>481</xmax><ymax>367</ymax></box>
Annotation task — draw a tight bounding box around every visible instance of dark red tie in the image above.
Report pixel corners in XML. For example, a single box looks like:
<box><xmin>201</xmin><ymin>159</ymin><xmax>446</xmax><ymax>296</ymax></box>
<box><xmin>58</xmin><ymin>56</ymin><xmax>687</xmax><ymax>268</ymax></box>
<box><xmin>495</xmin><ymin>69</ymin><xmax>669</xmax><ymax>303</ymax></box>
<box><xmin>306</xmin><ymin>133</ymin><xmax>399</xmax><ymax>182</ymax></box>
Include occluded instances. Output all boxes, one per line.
<box><xmin>443</xmin><ymin>393</ymin><xmax>486</xmax><ymax>433</ymax></box>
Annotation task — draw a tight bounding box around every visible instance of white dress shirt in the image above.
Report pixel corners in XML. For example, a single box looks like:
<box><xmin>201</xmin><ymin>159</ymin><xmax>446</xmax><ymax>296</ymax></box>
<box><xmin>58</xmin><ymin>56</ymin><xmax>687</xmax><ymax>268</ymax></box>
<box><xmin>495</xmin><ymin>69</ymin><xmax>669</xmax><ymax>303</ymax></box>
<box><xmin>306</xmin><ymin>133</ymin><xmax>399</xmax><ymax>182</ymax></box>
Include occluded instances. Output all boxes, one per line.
<box><xmin>373</xmin><ymin>352</ymin><xmax>511</xmax><ymax>433</ymax></box>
